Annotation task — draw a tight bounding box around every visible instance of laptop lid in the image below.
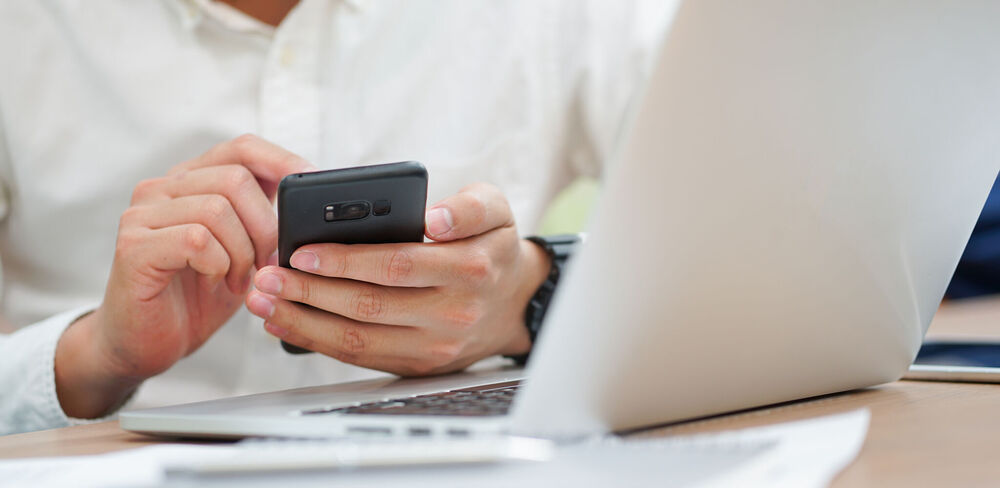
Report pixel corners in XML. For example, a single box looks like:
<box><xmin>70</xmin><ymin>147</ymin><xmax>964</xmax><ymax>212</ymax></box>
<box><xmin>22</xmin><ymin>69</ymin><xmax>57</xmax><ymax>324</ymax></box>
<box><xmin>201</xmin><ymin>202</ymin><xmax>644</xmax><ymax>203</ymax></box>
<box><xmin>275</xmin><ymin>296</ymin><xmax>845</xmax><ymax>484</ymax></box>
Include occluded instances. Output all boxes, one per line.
<box><xmin>512</xmin><ymin>0</ymin><xmax>1000</xmax><ymax>437</ymax></box>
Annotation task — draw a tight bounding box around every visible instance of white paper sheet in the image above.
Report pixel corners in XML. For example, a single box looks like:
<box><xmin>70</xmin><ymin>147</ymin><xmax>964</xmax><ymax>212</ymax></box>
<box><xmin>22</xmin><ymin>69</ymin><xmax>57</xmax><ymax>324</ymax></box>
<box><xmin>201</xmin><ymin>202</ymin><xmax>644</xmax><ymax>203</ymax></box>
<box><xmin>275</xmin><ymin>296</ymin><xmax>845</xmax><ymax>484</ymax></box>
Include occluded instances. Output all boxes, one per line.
<box><xmin>0</xmin><ymin>409</ymin><xmax>869</xmax><ymax>488</ymax></box>
<box><xmin>0</xmin><ymin>444</ymin><xmax>239</xmax><ymax>488</ymax></box>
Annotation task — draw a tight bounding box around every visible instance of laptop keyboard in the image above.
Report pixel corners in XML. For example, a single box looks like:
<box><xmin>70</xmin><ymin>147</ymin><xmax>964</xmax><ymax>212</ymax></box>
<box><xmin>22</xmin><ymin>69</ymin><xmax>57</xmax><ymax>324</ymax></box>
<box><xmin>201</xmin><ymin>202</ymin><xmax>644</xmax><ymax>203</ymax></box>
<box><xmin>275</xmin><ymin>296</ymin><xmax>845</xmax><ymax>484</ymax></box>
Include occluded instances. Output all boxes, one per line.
<box><xmin>302</xmin><ymin>381</ymin><xmax>521</xmax><ymax>417</ymax></box>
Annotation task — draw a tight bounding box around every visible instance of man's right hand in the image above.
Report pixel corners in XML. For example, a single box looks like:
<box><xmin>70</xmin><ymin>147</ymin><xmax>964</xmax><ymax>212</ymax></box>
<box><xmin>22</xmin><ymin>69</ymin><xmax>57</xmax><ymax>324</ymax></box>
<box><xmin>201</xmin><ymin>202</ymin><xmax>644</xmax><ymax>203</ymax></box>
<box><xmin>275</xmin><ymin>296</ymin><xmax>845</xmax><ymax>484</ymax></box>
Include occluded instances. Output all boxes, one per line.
<box><xmin>53</xmin><ymin>135</ymin><xmax>314</xmax><ymax>419</ymax></box>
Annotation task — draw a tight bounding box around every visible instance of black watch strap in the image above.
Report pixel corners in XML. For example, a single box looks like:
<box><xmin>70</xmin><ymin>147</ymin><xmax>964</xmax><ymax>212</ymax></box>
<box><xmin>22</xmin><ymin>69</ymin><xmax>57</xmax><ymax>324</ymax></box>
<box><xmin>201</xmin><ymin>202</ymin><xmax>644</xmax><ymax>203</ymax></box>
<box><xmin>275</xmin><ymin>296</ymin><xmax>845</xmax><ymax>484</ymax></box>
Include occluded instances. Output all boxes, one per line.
<box><xmin>505</xmin><ymin>234</ymin><xmax>581</xmax><ymax>365</ymax></box>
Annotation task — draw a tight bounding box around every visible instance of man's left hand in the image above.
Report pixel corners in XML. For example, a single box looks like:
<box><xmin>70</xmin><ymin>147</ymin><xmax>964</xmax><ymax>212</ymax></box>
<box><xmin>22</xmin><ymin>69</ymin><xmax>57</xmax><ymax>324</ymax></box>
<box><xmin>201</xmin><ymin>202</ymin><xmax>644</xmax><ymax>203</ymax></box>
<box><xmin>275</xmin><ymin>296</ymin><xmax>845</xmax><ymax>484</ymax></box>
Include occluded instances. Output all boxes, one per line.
<box><xmin>246</xmin><ymin>183</ymin><xmax>550</xmax><ymax>376</ymax></box>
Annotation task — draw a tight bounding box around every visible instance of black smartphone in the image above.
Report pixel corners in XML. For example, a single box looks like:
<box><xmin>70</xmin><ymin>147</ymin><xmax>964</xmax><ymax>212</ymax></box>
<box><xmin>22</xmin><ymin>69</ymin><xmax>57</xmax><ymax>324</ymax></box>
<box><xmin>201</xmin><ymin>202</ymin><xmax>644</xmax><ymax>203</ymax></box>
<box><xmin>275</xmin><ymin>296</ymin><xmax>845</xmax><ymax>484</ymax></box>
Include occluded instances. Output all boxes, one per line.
<box><xmin>276</xmin><ymin>161</ymin><xmax>428</xmax><ymax>354</ymax></box>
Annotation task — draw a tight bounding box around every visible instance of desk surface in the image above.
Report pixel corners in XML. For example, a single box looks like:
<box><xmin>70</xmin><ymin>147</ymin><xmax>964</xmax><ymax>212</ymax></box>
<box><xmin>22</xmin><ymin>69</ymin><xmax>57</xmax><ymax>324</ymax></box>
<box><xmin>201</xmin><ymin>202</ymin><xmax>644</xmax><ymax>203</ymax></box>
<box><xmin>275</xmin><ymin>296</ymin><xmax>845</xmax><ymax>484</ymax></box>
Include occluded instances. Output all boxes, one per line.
<box><xmin>4</xmin><ymin>297</ymin><xmax>1000</xmax><ymax>486</ymax></box>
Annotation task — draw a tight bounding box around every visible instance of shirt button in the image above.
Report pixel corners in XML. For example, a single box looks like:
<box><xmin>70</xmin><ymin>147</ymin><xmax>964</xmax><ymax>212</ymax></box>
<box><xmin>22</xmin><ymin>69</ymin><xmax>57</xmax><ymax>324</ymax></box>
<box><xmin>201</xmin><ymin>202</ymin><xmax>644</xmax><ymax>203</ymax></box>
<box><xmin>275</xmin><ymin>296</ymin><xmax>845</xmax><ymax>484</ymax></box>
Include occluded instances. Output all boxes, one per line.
<box><xmin>280</xmin><ymin>47</ymin><xmax>296</xmax><ymax>67</ymax></box>
<box><xmin>184</xmin><ymin>0</ymin><xmax>198</xmax><ymax>18</ymax></box>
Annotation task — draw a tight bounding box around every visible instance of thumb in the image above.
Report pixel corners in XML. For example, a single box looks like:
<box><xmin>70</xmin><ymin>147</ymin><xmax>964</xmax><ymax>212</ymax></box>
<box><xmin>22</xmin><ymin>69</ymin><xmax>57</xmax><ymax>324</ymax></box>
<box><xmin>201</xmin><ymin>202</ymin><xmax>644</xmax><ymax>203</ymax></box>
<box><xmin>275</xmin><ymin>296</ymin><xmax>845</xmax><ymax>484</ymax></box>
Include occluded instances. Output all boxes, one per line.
<box><xmin>425</xmin><ymin>183</ymin><xmax>515</xmax><ymax>242</ymax></box>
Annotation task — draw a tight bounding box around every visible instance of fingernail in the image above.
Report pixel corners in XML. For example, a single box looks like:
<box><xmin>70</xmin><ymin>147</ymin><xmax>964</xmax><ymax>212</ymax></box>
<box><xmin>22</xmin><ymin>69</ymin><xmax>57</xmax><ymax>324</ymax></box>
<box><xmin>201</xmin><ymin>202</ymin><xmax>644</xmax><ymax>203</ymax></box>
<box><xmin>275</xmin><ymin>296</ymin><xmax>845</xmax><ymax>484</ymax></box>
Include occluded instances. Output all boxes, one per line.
<box><xmin>247</xmin><ymin>293</ymin><xmax>275</xmax><ymax>318</ymax></box>
<box><xmin>266</xmin><ymin>251</ymin><xmax>279</xmax><ymax>267</ymax></box>
<box><xmin>255</xmin><ymin>271</ymin><xmax>283</xmax><ymax>295</ymax></box>
<box><xmin>290</xmin><ymin>250</ymin><xmax>318</xmax><ymax>271</ymax></box>
<box><xmin>264</xmin><ymin>322</ymin><xmax>289</xmax><ymax>338</ymax></box>
<box><xmin>426</xmin><ymin>207</ymin><xmax>453</xmax><ymax>237</ymax></box>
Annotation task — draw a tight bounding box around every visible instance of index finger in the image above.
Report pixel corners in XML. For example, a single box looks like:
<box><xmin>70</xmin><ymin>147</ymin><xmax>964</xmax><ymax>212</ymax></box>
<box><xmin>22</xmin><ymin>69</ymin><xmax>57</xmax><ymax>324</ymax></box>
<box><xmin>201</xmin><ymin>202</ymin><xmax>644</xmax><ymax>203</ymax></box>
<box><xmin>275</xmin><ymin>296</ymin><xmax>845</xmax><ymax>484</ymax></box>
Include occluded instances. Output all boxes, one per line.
<box><xmin>288</xmin><ymin>242</ymin><xmax>483</xmax><ymax>288</ymax></box>
<box><xmin>169</xmin><ymin>134</ymin><xmax>316</xmax><ymax>199</ymax></box>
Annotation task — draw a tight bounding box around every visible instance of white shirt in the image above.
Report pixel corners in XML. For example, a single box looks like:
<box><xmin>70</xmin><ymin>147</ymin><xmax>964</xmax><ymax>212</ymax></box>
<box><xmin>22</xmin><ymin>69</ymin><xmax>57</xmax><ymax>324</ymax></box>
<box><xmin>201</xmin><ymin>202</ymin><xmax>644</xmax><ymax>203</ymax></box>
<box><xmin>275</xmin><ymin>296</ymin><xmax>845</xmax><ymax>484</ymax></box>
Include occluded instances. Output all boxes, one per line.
<box><xmin>0</xmin><ymin>0</ymin><xmax>670</xmax><ymax>434</ymax></box>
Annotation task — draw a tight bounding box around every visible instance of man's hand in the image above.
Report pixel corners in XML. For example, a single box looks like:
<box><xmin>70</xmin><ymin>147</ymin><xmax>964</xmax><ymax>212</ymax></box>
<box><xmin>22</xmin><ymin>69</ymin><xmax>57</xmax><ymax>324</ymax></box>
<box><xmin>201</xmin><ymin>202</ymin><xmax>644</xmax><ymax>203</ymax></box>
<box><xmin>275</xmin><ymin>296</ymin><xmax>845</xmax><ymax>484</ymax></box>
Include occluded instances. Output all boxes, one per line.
<box><xmin>54</xmin><ymin>135</ymin><xmax>314</xmax><ymax>418</ymax></box>
<box><xmin>246</xmin><ymin>183</ymin><xmax>551</xmax><ymax>376</ymax></box>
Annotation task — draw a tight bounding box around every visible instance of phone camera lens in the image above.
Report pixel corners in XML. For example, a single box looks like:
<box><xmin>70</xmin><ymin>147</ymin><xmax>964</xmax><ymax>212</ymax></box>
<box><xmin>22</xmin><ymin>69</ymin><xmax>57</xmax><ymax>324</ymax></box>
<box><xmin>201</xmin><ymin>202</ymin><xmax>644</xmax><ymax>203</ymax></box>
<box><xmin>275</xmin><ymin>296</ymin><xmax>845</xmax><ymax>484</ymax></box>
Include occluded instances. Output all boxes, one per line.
<box><xmin>325</xmin><ymin>201</ymin><xmax>371</xmax><ymax>221</ymax></box>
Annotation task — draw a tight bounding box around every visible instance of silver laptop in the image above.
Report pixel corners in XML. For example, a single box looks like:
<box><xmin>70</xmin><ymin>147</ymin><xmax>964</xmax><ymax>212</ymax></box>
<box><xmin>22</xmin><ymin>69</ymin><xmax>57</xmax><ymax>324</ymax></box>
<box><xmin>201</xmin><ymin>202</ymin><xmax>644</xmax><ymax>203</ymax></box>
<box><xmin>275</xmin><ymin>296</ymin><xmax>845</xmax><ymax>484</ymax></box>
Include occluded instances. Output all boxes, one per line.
<box><xmin>121</xmin><ymin>0</ymin><xmax>1000</xmax><ymax>440</ymax></box>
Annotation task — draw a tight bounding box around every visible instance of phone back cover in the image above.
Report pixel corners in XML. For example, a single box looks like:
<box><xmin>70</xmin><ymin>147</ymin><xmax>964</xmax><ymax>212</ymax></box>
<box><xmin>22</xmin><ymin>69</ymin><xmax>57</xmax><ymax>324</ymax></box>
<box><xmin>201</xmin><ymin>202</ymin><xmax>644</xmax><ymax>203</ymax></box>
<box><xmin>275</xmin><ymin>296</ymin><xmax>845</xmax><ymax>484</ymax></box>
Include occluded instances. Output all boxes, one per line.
<box><xmin>277</xmin><ymin>161</ymin><xmax>428</xmax><ymax>267</ymax></box>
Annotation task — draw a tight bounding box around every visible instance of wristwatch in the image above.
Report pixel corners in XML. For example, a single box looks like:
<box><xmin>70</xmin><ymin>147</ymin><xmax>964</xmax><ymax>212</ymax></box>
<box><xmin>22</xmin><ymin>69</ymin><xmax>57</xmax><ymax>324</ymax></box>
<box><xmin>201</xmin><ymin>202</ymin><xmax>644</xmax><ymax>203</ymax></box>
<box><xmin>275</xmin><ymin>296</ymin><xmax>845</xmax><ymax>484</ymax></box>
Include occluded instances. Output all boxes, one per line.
<box><xmin>505</xmin><ymin>234</ymin><xmax>581</xmax><ymax>365</ymax></box>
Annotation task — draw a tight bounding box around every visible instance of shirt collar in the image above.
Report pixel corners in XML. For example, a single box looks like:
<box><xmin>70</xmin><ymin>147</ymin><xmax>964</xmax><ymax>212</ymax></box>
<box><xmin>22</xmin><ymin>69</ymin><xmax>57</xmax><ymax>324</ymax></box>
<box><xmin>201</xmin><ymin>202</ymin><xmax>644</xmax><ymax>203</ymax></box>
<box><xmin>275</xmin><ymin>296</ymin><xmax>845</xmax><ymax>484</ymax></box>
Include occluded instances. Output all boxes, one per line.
<box><xmin>172</xmin><ymin>0</ymin><xmax>274</xmax><ymax>36</ymax></box>
<box><xmin>166</xmin><ymin>0</ymin><xmax>367</xmax><ymax>33</ymax></box>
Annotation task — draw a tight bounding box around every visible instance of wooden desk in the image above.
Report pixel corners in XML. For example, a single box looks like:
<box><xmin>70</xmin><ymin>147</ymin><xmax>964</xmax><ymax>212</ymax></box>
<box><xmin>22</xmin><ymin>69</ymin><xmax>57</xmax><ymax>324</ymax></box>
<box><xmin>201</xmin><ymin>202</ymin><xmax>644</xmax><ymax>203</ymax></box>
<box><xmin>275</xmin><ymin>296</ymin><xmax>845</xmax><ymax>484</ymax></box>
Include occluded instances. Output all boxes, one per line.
<box><xmin>3</xmin><ymin>297</ymin><xmax>1000</xmax><ymax>486</ymax></box>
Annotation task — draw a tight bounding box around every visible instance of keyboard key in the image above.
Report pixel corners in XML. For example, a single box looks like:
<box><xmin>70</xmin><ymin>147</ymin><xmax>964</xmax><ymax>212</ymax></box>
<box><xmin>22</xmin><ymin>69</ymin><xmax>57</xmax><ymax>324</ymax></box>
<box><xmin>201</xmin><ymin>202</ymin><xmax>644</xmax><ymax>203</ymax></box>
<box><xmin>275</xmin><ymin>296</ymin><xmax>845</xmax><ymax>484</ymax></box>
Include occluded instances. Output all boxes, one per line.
<box><xmin>303</xmin><ymin>382</ymin><xmax>521</xmax><ymax>417</ymax></box>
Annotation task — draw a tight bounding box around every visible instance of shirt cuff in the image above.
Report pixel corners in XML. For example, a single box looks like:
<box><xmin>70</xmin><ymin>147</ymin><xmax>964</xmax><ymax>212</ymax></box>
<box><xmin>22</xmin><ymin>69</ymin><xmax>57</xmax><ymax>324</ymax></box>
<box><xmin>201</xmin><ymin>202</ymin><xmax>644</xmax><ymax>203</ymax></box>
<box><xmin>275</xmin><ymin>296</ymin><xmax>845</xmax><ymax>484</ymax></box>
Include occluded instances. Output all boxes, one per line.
<box><xmin>0</xmin><ymin>305</ymin><xmax>118</xmax><ymax>434</ymax></box>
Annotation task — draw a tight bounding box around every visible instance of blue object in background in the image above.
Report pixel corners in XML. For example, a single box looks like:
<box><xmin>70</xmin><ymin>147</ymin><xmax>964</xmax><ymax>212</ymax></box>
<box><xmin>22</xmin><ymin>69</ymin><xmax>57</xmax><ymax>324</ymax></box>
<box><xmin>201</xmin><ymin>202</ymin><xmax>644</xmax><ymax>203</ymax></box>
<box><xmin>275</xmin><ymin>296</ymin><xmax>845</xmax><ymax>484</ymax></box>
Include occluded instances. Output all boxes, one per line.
<box><xmin>948</xmin><ymin>176</ymin><xmax>1000</xmax><ymax>299</ymax></box>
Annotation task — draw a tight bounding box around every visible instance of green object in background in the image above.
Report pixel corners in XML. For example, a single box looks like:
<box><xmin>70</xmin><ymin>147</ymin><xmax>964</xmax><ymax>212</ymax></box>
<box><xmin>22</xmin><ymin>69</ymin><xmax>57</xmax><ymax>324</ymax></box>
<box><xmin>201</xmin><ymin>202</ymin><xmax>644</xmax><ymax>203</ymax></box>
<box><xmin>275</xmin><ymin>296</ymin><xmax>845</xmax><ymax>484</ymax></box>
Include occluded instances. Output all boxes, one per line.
<box><xmin>537</xmin><ymin>177</ymin><xmax>600</xmax><ymax>235</ymax></box>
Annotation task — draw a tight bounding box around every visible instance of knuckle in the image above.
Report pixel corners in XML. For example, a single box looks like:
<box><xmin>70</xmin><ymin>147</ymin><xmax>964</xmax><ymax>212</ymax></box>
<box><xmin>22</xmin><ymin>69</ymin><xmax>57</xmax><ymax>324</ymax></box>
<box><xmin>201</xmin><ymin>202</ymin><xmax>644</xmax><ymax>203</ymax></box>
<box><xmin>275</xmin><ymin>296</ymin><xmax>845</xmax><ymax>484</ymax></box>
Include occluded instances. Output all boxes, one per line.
<box><xmin>466</xmin><ymin>195</ymin><xmax>488</xmax><ymax>226</ymax></box>
<box><xmin>202</xmin><ymin>194</ymin><xmax>231</xmax><ymax>222</ymax></box>
<box><xmin>458</xmin><ymin>251</ymin><xmax>493</xmax><ymax>285</ymax></box>
<box><xmin>444</xmin><ymin>303</ymin><xmax>483</xmax><ymax>330</ymax></box>
<box><xmin>223</xmin><ymin>164</ymin><xmax>256</xmax><ymax>191</ymax></box>
<box><xmin>118</xmin><ymin>206</ymin><xmax>143</xmax><ymax>228</ymax></box>
<box><xmin>483</xmin><ymin>183</ymin><xmax>509</xmax><ymax>206</ymax></box>
<box><xmin>339</xmin><ymin>326</ymin><xmax>368</xmax><ymax>355</ymax></box>
<box><xmin>231</xmin><ymin>133</ymin><xmax>260</xmax><ymax>152</ymax></box>
<box><xmin>349</xmin><ymin>287</ymin><xmax>386</xmax><ymax>322</ymax></box>
<box><xmin>277</xmin><ymin>302</ymin><xmax>298</xmax><ymax>327</ymax></box>
<box><xmin>274</xmin><ymin>304</ymin><xmax>304</xmax><ymax>338</ymax></box>
<box><xmin>382</xmin><ymin>249</ymin><xmax>414</xmax><ymax>284</ymax></box>
<box><xmin>130</xmin><ymin>178</ymin><xmax>162</xmax><ymax>203</ymax></box>
<box><xmin>184</xmin><ymin>225</ymin><xmax>213</xmax><ymax>251</ymax></box>
<box><xmin>295</xmin><ymin>276</ymin><xmax>312</xmax><ymax>303</ymax></box>
<box><xmin>325</xmin><ymin>250</ymin><xmax>349</xmax><ymax>277</ymax></box>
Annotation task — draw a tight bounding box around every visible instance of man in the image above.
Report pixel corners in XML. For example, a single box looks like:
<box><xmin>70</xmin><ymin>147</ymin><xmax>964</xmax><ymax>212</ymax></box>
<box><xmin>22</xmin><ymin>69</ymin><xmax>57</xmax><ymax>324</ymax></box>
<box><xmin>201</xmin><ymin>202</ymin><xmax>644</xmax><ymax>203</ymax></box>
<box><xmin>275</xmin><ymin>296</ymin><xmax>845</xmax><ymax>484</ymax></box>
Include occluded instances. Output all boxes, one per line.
<box><xmin>0</xmin><ymin>0</ymin><xmax>670</xmax><ymax>434</ymax></box>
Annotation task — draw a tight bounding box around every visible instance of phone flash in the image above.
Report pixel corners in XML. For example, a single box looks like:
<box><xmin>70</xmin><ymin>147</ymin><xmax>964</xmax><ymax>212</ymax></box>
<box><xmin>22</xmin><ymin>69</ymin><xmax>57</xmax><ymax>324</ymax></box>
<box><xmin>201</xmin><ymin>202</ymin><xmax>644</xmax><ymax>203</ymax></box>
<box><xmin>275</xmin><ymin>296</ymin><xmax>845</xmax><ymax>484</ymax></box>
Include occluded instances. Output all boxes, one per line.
<box><xmin>373</xmin><ymin>200</ymin><xmax>391</xmax><ymax>216</ymax></box>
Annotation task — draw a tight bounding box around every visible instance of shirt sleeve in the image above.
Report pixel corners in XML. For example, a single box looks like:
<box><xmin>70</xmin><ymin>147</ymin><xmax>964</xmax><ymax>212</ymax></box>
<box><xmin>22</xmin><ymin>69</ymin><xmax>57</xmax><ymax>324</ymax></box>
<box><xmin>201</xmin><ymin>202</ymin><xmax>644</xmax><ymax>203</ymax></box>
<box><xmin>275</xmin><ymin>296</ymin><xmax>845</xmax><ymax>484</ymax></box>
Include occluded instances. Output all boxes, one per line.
<box><xmin>0</xmin><ymin>305</ymin><xmax>112</xmax><ymax>435</ymax></box>
<box><xmin>566</xmin><ymin>0</ymin><xmax>679</xmax><ymax>180</ymax></box>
